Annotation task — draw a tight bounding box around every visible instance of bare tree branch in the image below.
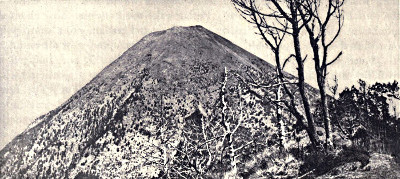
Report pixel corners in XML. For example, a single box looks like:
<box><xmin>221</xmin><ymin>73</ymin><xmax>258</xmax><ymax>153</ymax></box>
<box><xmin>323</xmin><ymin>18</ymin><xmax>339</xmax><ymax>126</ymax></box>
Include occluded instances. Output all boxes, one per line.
<box><xmin>325</xmin><ymin>51</ymin><xmax>343</xmax><ymax>67</ymax></box>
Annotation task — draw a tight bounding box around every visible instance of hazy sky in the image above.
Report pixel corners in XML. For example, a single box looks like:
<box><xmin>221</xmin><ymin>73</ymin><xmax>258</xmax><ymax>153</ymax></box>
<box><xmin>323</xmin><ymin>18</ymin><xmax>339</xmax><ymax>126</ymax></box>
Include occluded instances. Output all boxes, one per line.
<box><xmin>0</xmin><ymin>0</ymin><xmax>398</xmax><ymax>149</ymax></box>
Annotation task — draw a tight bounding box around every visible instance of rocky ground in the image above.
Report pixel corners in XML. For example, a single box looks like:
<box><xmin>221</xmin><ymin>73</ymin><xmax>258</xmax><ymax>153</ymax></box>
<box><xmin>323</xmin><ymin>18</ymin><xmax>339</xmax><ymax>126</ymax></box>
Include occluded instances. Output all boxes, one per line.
<box><xmin>318</xmin><ymin>153</ymin><xmax>400</xmax><ymax>179</ymax></box>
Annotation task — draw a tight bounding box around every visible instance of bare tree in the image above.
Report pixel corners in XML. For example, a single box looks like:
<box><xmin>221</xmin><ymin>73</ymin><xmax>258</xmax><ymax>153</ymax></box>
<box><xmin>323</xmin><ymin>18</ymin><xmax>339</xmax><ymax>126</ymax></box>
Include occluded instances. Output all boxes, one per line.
<box><xmin>298</xmin><ymin>0</ymin><xmax>344</xmax><ymax>149</ymax></box>
<box><xmin>168</xmin><ymin>67</ymin><xmax>262</xmax><ymax>177</ymax></box>
<box><xmin>232</xmin><ymin>0</ymin><xmax>320</xmax><ymax>150</ymax></box>
<box><xmin>232</xmin><ymin>0</ymin><xmax>345</xmax><ymax>150</ymax></box>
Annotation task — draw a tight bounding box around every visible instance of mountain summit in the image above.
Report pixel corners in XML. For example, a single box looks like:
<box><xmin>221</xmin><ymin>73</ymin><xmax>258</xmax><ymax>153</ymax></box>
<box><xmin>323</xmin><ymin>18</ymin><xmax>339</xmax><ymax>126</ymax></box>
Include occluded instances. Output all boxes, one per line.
<box><xmin>0</xmin><ymin>26</ymin><xmax>293</xmax><ymax>178</ymax></box>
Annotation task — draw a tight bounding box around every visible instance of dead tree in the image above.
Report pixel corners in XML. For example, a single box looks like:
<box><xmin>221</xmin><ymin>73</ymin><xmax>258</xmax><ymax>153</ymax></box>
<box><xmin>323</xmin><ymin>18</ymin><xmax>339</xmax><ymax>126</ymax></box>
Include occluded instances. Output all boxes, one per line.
<box><xmin>220</xmin><ymin>67</ymin><xmax>249</xmax><ymax>177</ymax></box>
<box><xmin>232</xmin><ymin>0</ymin><xmax>320</xmax><ymax>150</ymax></box>
<box><xmin>297</xmin><ymin>0</ymin><xmax>345</xmax><ymax>149</ymax></box>
<box><xmin>167</xmin><ymin>67</ymin><xmax>255</xmax><ymax>177</ymax></box>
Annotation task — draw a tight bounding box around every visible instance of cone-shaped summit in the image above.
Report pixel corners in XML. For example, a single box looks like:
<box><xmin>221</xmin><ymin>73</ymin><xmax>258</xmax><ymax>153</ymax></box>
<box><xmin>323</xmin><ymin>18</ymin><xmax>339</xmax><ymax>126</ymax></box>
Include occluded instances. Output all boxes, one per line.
<box><xmin>0</xmin><ymin>26</ymin><xmax>301</xmax><ymax>178</ymax></box>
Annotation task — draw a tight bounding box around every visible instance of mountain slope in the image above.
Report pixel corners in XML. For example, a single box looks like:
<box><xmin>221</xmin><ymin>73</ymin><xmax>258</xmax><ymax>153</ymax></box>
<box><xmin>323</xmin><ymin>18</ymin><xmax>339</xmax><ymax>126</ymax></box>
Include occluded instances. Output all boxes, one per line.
<box><xmin>0</xmin><ymin>25</ymin><xmax>301</xmax><ymax>178</ymax></box>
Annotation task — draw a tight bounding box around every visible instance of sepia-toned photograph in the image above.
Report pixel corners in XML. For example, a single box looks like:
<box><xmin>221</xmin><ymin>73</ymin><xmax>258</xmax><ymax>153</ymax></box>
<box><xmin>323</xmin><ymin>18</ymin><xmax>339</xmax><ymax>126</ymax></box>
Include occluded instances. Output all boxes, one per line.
<box><xmin>0</xmin><ymin>0</ymin><xmax>399</xmax><ymax>178</ymax></box>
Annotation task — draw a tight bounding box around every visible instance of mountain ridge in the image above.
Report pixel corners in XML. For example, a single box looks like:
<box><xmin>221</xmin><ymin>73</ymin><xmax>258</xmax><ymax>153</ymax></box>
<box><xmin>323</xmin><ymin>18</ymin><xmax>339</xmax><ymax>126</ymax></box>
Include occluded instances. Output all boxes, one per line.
<box><xmin>0</xmin><ymin>25</ymin><xmax>303</xmax><ymax>178</ymax></box>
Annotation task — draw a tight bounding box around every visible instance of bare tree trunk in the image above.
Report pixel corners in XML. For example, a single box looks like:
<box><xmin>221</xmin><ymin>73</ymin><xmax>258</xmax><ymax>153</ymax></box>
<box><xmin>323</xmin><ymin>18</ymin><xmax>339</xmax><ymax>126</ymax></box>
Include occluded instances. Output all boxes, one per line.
<box><xmin>274</xmin><ymin>50</ymin><xmax>319</xmax><ymax>150</ymax></box>
<box><xmin>201</xmin><ymin>115</ymin><xmax>212</xmax><ymax>171</ymax></box>
<box><xmin>221</xmin><ymin>67</ymin><xmax>237</xmax><ymax>178</ymax></box>
<box><xmin>276</xmin><ymin>82</ymin><xmax>286</xmax><ymax>148</ymax></box>
<box><xmin>228</xmin><ymin>134</ymin><xmax>237</xmax><ymax>177</ymax></box>
<box><xmin>310</xmin><ymin>37</ymin><xmax>333</xmax><ymax>150</ymax></box>
<box><xmin>319</xmin><ymin>80</ymin><xmax>333</xmax><ymax>149</ymax></box>
<box><xmin>292</xmin><ymin>27</ymin><xmax>318</xmax><ymax>149</ymax></box>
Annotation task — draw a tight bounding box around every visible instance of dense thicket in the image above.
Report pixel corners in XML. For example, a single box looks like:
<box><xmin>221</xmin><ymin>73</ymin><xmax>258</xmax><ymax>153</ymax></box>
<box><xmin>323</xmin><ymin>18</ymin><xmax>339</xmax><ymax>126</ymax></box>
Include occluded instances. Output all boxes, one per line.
<box><xmin>330</xmin><ymin>80</ymin><xmax>400</xmax><ymax>161</ymax></box>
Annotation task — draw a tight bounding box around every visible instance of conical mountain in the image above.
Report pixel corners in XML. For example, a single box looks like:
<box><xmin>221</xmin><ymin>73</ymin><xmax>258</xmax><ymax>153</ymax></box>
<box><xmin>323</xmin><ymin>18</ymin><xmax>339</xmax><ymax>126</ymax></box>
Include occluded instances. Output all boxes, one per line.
<box><xmin>0</xmin><ymin>25</ymin><xmax>301</xmax><ymax>178</ymax></box>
